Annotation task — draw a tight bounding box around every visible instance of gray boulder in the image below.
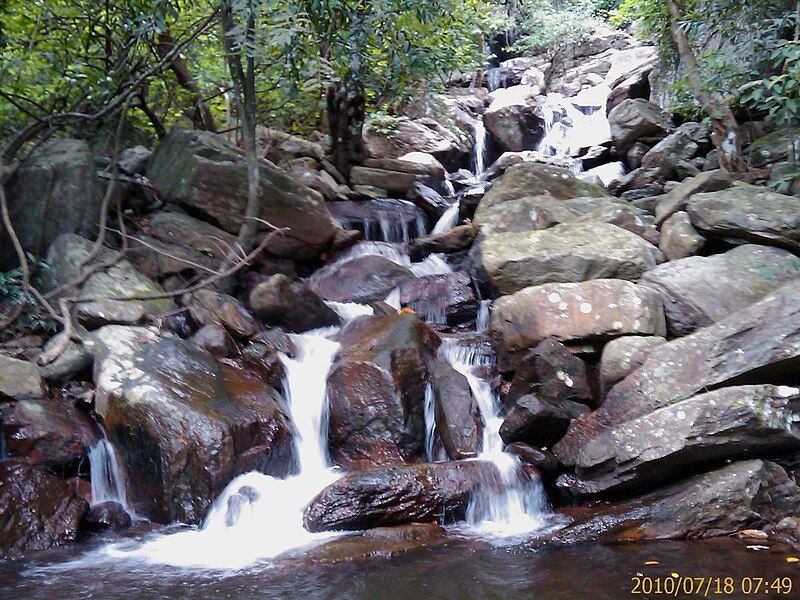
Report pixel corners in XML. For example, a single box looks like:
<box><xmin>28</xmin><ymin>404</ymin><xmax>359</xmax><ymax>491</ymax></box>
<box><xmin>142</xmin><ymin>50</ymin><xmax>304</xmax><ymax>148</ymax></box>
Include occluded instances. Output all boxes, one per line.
<box><xmin>599</xmin><ymin>335</ymin><xmax>666</xmax><ymax>392</ymax></box>
<box><xmin>308</xmin><ymin>255</ymin><xmax>415</xmax><ymax>304</ymax></box>
<box><xmin>430</xmin><ymin>363</ymin><xmax>481</xmax><ymax>459</ymax></box>
<box><xmin>658</xmin><ymin>211</ymin><xmax>705</xmax><ymax>261</ymax></box>
<box><xmin>608</xmin><ymin>99</ymin><xmax>672</xmax><ymax>153</ymax></box>
<box><xmin>654</xmin><ymin>169</ymin><xmax>732</xmax><ymax>226</ymax></box>
<box><xmin>249</xmin><ymin>274</ymin><xmax>341</xmax><ymax>333</ymax></box>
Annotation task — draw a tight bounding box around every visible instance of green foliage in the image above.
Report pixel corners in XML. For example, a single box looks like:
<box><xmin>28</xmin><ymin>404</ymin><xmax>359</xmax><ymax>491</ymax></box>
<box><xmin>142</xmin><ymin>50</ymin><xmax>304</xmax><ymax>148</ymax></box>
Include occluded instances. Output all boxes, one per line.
<box><xmin>0</xmin><ymin>255</ymin><xmax>57</xmax><ymax>335</ymax></box>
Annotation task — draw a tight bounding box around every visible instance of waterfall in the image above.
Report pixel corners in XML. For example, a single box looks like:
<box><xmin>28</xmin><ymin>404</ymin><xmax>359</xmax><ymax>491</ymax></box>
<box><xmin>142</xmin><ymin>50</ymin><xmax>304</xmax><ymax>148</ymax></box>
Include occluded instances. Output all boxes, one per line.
<box><xmin>88</xmin><ymin>437</ymin><xmax>128</xmax><ymax>508</ymax></box>
<box><xmin>423</xmin><ymin>383</ymin><xmax>437</xmax><ymax>462</ymax></box>
<box><xmin>118</xmin><ymin>328</ymin><xmax>347</xmax><ymax>569</ymax></box>
<box><xmin>438</xmin><ymin>338</ymin><xmax>550</xmax><ymax>536</ymax></box>
<box><xmin>431</xmin><ymin>202</ymin><xmax>460</xmax><ymax>234</ymax></box>
<box><xmin>472</xmin><ymin>120</ymin><xmax>487</xmax><ymax>176</ymax></box>
<box><xmin>476</xmin><ymin>300</ymin><xmax>491</xmax><ymax>332</ymax></box>
<box><xmin>410</xmin><ymin>254</ymin><xmax>452</xmax><ymax>277</ymax></box>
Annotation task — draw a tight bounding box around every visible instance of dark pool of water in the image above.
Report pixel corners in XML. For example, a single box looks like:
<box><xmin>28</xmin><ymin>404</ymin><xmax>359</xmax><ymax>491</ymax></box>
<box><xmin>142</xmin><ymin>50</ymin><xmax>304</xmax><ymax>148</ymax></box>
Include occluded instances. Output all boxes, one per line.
<box><xmin>1</xmin><ymin>536</ymin><xmax>798</xmax><ymax>599</ymax></box>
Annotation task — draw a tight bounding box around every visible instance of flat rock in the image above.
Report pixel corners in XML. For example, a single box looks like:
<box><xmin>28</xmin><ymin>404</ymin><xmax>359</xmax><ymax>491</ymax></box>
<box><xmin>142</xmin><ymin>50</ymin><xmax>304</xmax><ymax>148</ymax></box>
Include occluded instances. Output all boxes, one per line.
<box><xmin>396</xmin><ymin>271</ymin><xmax>478</xmax><ymax>325</ymax></box>
<box><xmin>654</xmin><ymin>170</ymin><xmax>732</xmax><ymax>226</ymax></box>
<box><xmin>308</xmin><ymin>255</ymin><xmax>415</xmax><ymax>304</ymax></box>
<box><xmin>0</xmin><ymin>354</ymin><xmax>42</xmax><ymax>401</ymax></box>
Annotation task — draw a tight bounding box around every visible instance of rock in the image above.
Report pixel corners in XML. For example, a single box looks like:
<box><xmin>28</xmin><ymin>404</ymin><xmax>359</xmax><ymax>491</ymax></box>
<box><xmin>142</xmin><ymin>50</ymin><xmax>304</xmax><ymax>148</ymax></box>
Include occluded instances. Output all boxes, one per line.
<box><xmin>481</xmin><ymin>222</ymin><xmax>662</xmax><ymax>296</ymax></box>
<box><xmin>1</xmin><ymin>139</ymin><xmax>102</xmax><ymax>269</ymax></box>
<box><xmin>303</xmin><ymin>460</ymin><xmax>497</xmax><ymax>532</ymax></box>
<box><xmin>83</xmin><ymin>501</ymin><xmax>131</xmax><ymax>531</ymax></box>
<box><xmin>639</xmin><ymin>122</ymin><xmax>709</xmax><ymax>179</ymax></box>
<box><xmin>407</xmin><ymin>183</ymin><xmax>450</xmax><ymax>220</ymax></box>
<box><xmin>551</xmin><ymin>460</ymin><xmax>800</xmax><ymax>543</ymax></box>
<box><xmin>248</xmin><ymin>275</ymin><xmax>341</xmax><ymax>333</ymax></box>
<box><xmin>326</xmin><ymin>312</ymin><xmax>439</xmax><ymax>469</ymax></box>
<box><xmin>395</xmin><ymin>272</ymin><xmax>478</xmax><ymax>326</ymax></box>
<box><xmin>147</xmin><ymin>128</ymin><xmax>340</xmax><ymax>260</ymax></box>
<box><xmin>38</xmin><ymin>332</ymin><xmax>93</xmax><ymax>384</ymax></box>
<box><xmin>573</xmin><ymin>203</ymin><xmax>660</xmax><ymax>245</ymax></box>
<box><xmin>483</xmin><ymin>86</ymin><xmax>545</xmax><ymax>152</ymax></box>
<box><xmin>350</xmin><ymin>166</ymin><xmax>417</xmax><ymax>196</ymax></box>
<box><xmin>504</xmin><ymin>442</ymin><xmax>560</xmax><ymax>476</ymax></box>
<box><xmin>408</xmin><ymin>225</ymin><xmax>475</xmax><ymax>261</ymax></box>
<box><xmin>746</xmin><ymin>128</ymin><xmax>796</xmax><ymax>168</ymax></box>
<box><xmin>430</xmin><ymin>363</ymin><xmax>481</xmax><ymax>459</ymax></box>
<box><xmin>396</xmin><ymin>153</ymin><xmax>447</xmax><ymax>180</ymax></box>
<box><xmin>687</xmin><ymin>185</ymin><xmax>800</xmax><ymax>252</ymax></box>
<box><xmin>0</xmin><ymin>462</ymin><xmax>88</xmax><ymax>558</ymax></box>
<box><xmin>600</xmin><ymin>335</ymin><xmax>666</xmax><ymax>392</ymax></box>
<box><xmin>308</xmin><ymin>255</ymin><xmax>415</xmax><ymax>304</ymax></box>
<box><xmin>259</xmin><ymin>127</ymin><xmax>326</xmax><ymax>163</ymax></box>
<box><xmin>640</xmin><ymin>245</ymin><xmax>800</xmax><ymax>337</ymax></box>
<box><xmin>0</xmin><ymin>354</ymin><xmax>43</xmax><ymax>401</ymax></box>
<box><xmin>284</xmin><ymin>157</ymin><xmax>341</xmax><ymax>201</ymax></box>
<box><xmin>491</xmin><ymin>279</ymin><xmax>665</xmax><ymax>360</ymax></box>
<box><xmin>117</xmin><ymin>145</ymin><xmax>151</xmax><ymax>176</ymax></box>
<box><xmin>500</xmin><ymin>394</ymin><xmax>588</xmax><ymax>448</ymax></box>
<box><xmin>305</xmin><ymin>523</ymin><xmax>446</xmax><ymax>564</ymax></box>
<box><xmin>0</xmin><ymin>397</ymin><xmax>98</xmax><ymax>471</ymax></box>
<box><xmin>186</xmin><ymin>289</ymin><xmax>260</xmax><ymax>339</ymax></box>
<box><xmin>658</xmin><ymin>211</ymin><xmax>705</xmax><ymax>261</ymax></box>
<box><xmin>557</xmin><ymin>384</ymin><xmax>800</xmax><ymax>496</ymax></box>
<box><xmin>327</xmin><ymin>198</ymin><xmax>427</xmax><ymax>242</ymax></box>
<box><xmin>364</xmin><ymin>116</ymin><xmax>468</xmax><ymax>171</ymax></box>
<box><xmin>93</xmin><ymin>333</ymin><xmax>294</xmax><ymax>523</ymax></box>
<box><xmin>608</xmin><ymin>99</ymin><xmax>672</xmax><ymax>154</ymax></box>
<box><xmin>43</xmin><ymin>234</ymin><xmax>175</xmax><ymax>328</ymax></box>
<box><xmin>189</xmin><ymin>323</ymin><xmax>237</xmax><ymax>357</ymax></box>
<box><xmin>506</xmin><ymin>338</ymin><xmax>594</xmax><ymax>406</ymax></box>
<box><xmin>555</xmin><ymin>281</ymin><xmax>800</xmax><ymax>466</ymax></box>
<box><xmin>654</xmin><ymin>170</ymin><xmax>732</xmax><ymax>226</ymax></box>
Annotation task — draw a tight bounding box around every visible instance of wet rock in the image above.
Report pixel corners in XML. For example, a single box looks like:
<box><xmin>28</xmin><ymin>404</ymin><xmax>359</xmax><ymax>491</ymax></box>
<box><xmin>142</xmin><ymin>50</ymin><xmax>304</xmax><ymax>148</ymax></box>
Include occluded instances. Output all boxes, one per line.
<box><xmin>500</xmin><ymin>394</ymin><xmax>588</xmax><ymax>448</ymax></box>
<box><xmin>407</xmin><ymin>183</ymin><xmax>449</xmax><ymax>220</ymax></box>
<box><xmin>555</xmin><ymin>281</ymin><xmax>800</xmax><ymax>466</ymax></box>
<box><xmin>303</xmin><ymin>460</ymin><xmax>497</xmax><ymax>532</ymax></box>
<box><xmin>308</xmin><ymin>255</ymin><xmax>415</xmax><ymax>304</ymax></box>
<box><xmin>326</xmin><ymin>312</ymin><xmax>439</xmax><ymax>469</ymax></box>
<box><xmin>190</xmin><ymin>323</ymin><xmax>237</xmax><ymax>357</ymax></box>
<box><xmin>658</xmin><ymin>211</ymin><xmax>705</xmax><ymax>261</ymax></box>
<box><xmin>305</xmin><ymin>523</ymin><xmax>446</xmax><ymax>564</ymax></box>
<box><xmin>1</xmin><ymin>139</ymin><xmax>102</xmax><ymax>269</ymax></box>
<box><xmin>483</xmin><ymin>85</ymin><xmax>545</xmax><ymax>152</ymax></box>
<box><xmin>408</xmin><ymin>225</ymin><xmax>475</xmax><ymax>261</ymax></box>
<box><xmin>44</xmin><ymin>234</ymin><xmax>176</xmax><ymax>328</ymax></box>
<box><xmin>0</xmin><ymin>354</ymin><xmax>43</xmax><ymax>401</ymax></box>
<box><xmin>557</xmin><ymin>384</ymin><xmax>800</xmax><ymax>496</ymax></box>
<box><xmin>251</xmin><ymin>328</ymin><xmax>296</xmax><ymax>357</ymax></box>
<box><xmin>186</xmin><ymin>289</ymin><xmax>260</xmax><ymax>339</ymax></box>
<box><xmin>248</xmin><ymin>275</ymin><xmax>341</xmax><ymax>333</ymax></box>
<box><xmin>93</xmin><ymin>333</ymin><xmax>294</xmax><ymax>524</ymax></box>
<box><xmin>83</xmin><ymin>501</ymin><xmax>131</xmax><ymax>531</ymax></box>
<box><xmin>506</xmin><ymin>338</ymin><xmax>593</xmax><ymax>406</ymax></box>
<box><xmin>364</xmin><ymin>116</ymin><xmax>468</xmax><ymax>172</ymax></box>
<box><xmin>396</xmin><ymin>272</ymin><xmax>479</xmax><ymax>326</ymax></box>
<box><xmin>148</xmin><ymin>128</ymin><xmax>340</xmax><ymax>259</ymax></box>
<box><xmin>654</xmin><ymin>170</ymin><xmax>732</xmax><ymax>226</ymax></box>
<box><xmin>599</xmin><ymin>335</ymin><xmax>666</xmax><ymax>392</ymax></box>
<box><xmin>551</xmin><ymin>460</ymin><xmax>800</xmax><ymax>543</ymax></box>
<box><xmin>326</xmin><ymin>198</ymin><xmax>427</xmax><ymax>242</ymax></box>
<box><xmin>640</xmin><ymin>245</ymin><xmax>800</xmax><ymax>337</ymax></box>
<box><xmin>491</xmin><ymin>279</ymin><xmax>665</xmax><ymax>354</ymax></box>
<box><xmin>430</xmin><ymin>363</ymin><xmax>481</xmax><ymax>459</ymax></box>
<box><xmin>481</xmin><ymin>222</ymin><xmax>662</xmax><ymax>295</ymax></box>
<box><xmin>0</xmin><ymin>397</ymin><xmax>98</xmax><ymax>471</ymax></box>
<box><xmin>504</xmin><ymin>442</ymin><xmax>561</xmax><ymax>476</ymax></box>
<box><xmin>687</xmin><ymin>185</ymin><xmax>800</xmax><ymax>252</ymax></box>
<box><xmin>608</xmin><ymin>99</ymin><xmax>672</xmax><ymax>153</ymax></box>
<box><xmin>0</xmin><ymin>462</ymin><xmax>88</xmax><ymax>558</ymax></box>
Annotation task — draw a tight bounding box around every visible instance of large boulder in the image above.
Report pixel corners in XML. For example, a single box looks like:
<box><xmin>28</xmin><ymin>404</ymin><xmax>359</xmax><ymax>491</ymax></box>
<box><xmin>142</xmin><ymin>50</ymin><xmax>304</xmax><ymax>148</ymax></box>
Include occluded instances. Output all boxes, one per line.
<box><xmin>430</xmin><ymin>363</ymin><xmax>481</xmax><ymax>459</ymax></box>
<box><xmin>326</xmin><ymin>312</ymin><xmax>440</xmax><ymax>469</ymax></box>
<box><xmin>639</xmin><ymin>122</ymin><xmax>710</xmax><ymax>179</ymax></box>
<box><xmin>599</xmin><ymin>335</ymin><xmax>666</xmax><ymax>392</ymax></box>
<box><xmin>608</xmin><ymin>99</ymin><xmax>672</xmax><ymax>153</ymax></box>
<box><xmin>551</xmin><ymin>460</ymin><xmax>800</xmax><ymax>543</ymax></box>
<box><xmin>408</xmin><ymin>225</ymin><xmax>475</xmax><ymax>261</ymax></box>
<box><xmin>640</xmin><ymin>245</ymin><xmax>800</xmax><ymax>337</ymax></box>
<box><xmin>44</xmin><ymin>234</ymin><xmax>175</xmax><ymax>328</ymax></box>
<box><xmin>480</xmin><ymin>222</ymin><xmax>662</xmax><ymax>295</ymax></box>
<box><xmin>0</xmin><ymin>354</ymin><xmax>42</xmax><ymax>401</ymax></box>
<box><xmin>499</xmin><ymin>394</ymin><xmax>588</xmax><ymax>448</ymax></box>
<box><xmin>147</xmin><ymin>128</ymin><xmax>340</xmax><ymax>259</ymax></box>
<box><xmin>364</xmin><ymin>116</ymin><xmax>468</xmax><ymax>172</ymax></box>
<box><xmin>303</xmin><ymin>460</ymin><xmax>497</xmax><ymax>532</ymax></box>
<box><xmin>555</xmin><ymin>281</ymin><xmax>800</xmax><ymax>466</ymax></box>
<box><xmin>491</xmin><ymin>279</ymin><xmax>665</xmax><ymax>355</ymax></box>
<box><xmin>483</xmin><ymin>86</ymin><xmax>545</xmax><ymax>152</ymax></box>
<box><xmin>0</xmin><ymin>139</ymin><xmax>102</xmax><ymax>269</ymax></box>
<box><xmin>0</xmin><ymin>462</ymin><xmax>88</xmax><ymax>558</ymax></box>
<box><xmin>559</xmin><ymin>384</ymin><xmax>800</xmax><ymax>496</ymax></box>
<box><xmin>186</xmin><ymin>289</ymin><xmax>260</xmax><ymax>339</ymax></box>
<box><xmin>687</xmin><ymin>185</ymin><xmax>800</xmax><ymax>252</ymax></box>
<box><xmin>92</xmin><ymin>329</ymin><xmax>294</xmax><ymax>523</ymax></box>
<box><xmin>248</xmin><ymin>275</ymin><xmax>341</xmax><ymax>333</ymax></box>
<box><xmin>308</xmin><ymin>255</ymin><xmax>415</xmax><ymax>304</ymax></box>
<box><xmin>654</xmin><ymin>169</ymin><xmax>732</xmax><ymax>226</ymax></box>
<box><xmin>395</xmin><ymin>272</ymin><xmax>479</xmax><ymax>326</ymax></box>
<box><xmin>746</xmin><ymin>128</ymin><xmax>796</xmax><ymax>168</ymax></box>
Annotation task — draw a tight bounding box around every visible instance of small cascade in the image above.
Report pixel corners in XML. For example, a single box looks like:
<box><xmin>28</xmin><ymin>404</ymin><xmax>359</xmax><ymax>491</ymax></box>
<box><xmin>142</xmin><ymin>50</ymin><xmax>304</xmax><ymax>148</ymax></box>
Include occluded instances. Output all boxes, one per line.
<box><xmin>431</xmin><ymin>202</ymin><xmax>461</xmax><ymax>234</ymax></box>
<box><xmin>334</xmin><ymin>241</ymin><xmax>412</xmax><ymax>266</ymax></box>
<box><xmin>476</xmin><ymin>300</ymin><xmax>491</xmax><ymax>332</ymax></box>
<box><xmin>409</xmin><ymin>253</ymin><xmax>452</xmax><ymax>277</ymax></box>
<box><xmin>423</xmin><ymin>383</ymin><xmax>437</xmax><ymax>462</ymax></box>
<box><xmin>88</xmin><ymin>437</ymin><xmax>129</xmax><ymax>508</ymax></box>
<box><xmin>439</xmin><ymin>338</ymin><xmax>550</xmax><ymax>536</ymax></box>
<box><xmin>472</xmin><ymin>120</ymin><xmax>488</xmax><ymax>176</ymax></box>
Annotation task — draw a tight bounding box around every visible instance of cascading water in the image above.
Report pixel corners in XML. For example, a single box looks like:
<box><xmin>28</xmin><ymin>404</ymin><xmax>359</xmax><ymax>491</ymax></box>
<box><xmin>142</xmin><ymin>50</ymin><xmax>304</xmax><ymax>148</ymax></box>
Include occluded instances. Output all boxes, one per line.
<box><xmin>476</xmin><ymin>300</ymin><xmax>491</xmax><ymax>333</ymax></box>
<box><xmin>472</xmin><ymin>120</ymin><xmax>488</xmax><ymax>177</ymax></box>
<box><xmin>423</xmin><ymin>383</ymin><xmax>437</xmax><ymax>462</ymax></box>
<box><xmin>114</xmin><ymin>328</ymin><xmax>347</xmax><ymax>569</ymax></box>
<box><xmin>431</xmin><ymin>202</ymin><xmax>460</xmax><ymax>234</ymax></box>
<box><xmin>87</xmin><ymin>437</ymin><xmax>128</xmax><ymax>508</ymax></box>
<box><xmin>438</xmin><ymin>338</ymin><xmax>550</xmax><ymax>536</ymax></box>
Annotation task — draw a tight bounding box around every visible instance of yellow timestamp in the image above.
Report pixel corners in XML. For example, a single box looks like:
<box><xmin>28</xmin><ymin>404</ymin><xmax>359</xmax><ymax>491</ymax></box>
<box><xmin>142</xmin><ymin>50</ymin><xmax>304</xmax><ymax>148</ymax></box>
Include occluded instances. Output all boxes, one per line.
<box><xmin>630</xmin><ymin>576</ymin><xmax>794</xmax><ymax>596</ymax></box>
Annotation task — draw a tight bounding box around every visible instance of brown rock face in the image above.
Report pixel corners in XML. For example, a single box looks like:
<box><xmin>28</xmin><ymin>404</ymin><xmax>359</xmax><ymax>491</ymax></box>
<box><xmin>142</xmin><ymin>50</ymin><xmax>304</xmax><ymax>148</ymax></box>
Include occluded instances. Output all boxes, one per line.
<box><xmin>326</xmin><ymin>312</ymin><xmax>440</xmax><ymax>469</ymax></box>
<box><xmin>396</xmin><ymin>271</ymin><xmax>479</xmax><ymax>326</ymax></box>
<box><xmin>308</xmin><ymin>255</ymin><xmax>415</xmax><ymax>304</ymax></box>
<box><xmin>186</xmin><ymin>289</ymin><xmax>260</xmax><ymax>339</ymax></box>
<box><xmin>0</xmin><ymin>462</ymin><xmax>88</xmax><ymax>558</ymax></box>
<box><xmin>248</xmin><ymin>274</ymin><xmax>341</xmax><ymax>333</ymax></box>
<box><xmin>430</xmin><ymin>363</ymin><xmax>481</xmax><ymax>459</ymax></box>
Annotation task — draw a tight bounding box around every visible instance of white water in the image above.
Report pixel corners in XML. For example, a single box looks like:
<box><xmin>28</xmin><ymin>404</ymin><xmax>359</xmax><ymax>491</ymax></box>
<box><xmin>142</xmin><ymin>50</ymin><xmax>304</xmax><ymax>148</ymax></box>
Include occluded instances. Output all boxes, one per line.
<box><xmin>472</xmin><ymin>120</ymin><xmax>488</xmax><ymax>176</ymax></box>
<box><xmin>88</xmin><ymin>438</ymin><xmax>128</xmax><ymax>508</ymax></box>
<box><xmin>423</xmin><ymin>383</ymin><xmax>437</xmax><ymax>462</ymax></box>
<box><xmin>438</xmin><ymin>339</ymin><xmax>550</xmax><ymax>537</ymax></box>
<box><xmin>410</xmin><ymin>253</ymin><xmax>452</xmax><ymax>277</ymax></box>
<box><xmin>431</xmin><ymin>202</ymin><xmax>460</xmax><ymax>234</ymax></box>
<box><xmin>476</xmin><ymin>300</ymin><xmax>491</xmax><ymax>332</ymax></box>
<box><xmin>115</xmin><ymin>329</ymin><xmax>344</xmax><ymax>570</ymax></box>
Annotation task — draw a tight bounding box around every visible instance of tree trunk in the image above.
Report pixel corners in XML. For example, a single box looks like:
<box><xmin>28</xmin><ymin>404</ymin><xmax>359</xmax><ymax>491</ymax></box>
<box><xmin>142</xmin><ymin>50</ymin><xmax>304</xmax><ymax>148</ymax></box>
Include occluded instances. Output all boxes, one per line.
<box><xmin>157</xmin><ymin>31</ymin><xmax>218</xmax><ymax>132</ymax></box>
<box><xmin>665</xmin><ymin>0</ymin><xmax>747</xmax><ymax>173</ymax></box>
<box><xmin>327</xmin><ymin>79</ymin><xmax>367</xmax><ymax>179</ymax></box>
